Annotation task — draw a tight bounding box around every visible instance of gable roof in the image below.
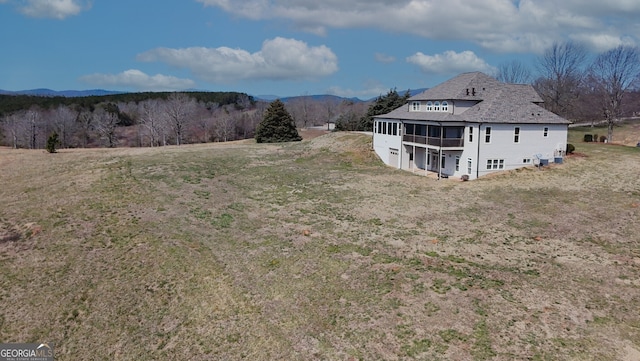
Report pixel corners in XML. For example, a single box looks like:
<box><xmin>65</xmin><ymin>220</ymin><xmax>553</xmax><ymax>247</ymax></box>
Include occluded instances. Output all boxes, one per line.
<box><xmin>376</xmin><ymin>72</ymin><xmax>568</xmax><ymax>125</ymax></box>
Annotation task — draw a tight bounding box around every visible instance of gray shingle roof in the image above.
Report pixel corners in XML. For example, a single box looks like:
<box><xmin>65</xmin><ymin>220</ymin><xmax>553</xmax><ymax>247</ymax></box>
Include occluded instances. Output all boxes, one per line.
<box><xmin>376</xmin><ymin>72</ymin><xmax>569</xmax><ymax>125</ymax></box>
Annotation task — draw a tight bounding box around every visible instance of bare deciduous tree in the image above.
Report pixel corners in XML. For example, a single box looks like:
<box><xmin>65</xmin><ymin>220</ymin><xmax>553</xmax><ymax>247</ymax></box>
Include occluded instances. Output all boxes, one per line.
<box><xmin>1</xmin><ymin>113</ymin><xmax>24</xmax><ymax>149</ymax></box>
<box><xmin>93</xmin><ymin>107</ymin><xmax>119</xmax><ymax>148</ymax></box>
<box><xmin>589</xmin><ymin>45</ymin><xmax>640</xmax><ymax>142</ymax></box>
<box><xmin>138</xmin><ymin>99</ymin><xmax>168</xmax><ymax>147</ymax></box>
<box><xmin>496</xmin><ymin>60</ymin><xmax>532</xmax><ymax>84</ymax></box>
<box><xmin>214</xmin><ymin>112</ymin><xmax>237</xmax><ymax>142</ymax></box>
<box><xmin>51</xmin><ymin>105</ymin><xmax>77</xmax><ymax>148</ymax></box>
<box><xmin>25</xmin><ymin>108</ymin><xmax>42</xmax><ymax>149</ymax></box>
<box><xmin>534</xmin><ymin>41</ymin><xmax>587</xmax><ymax>119</ymax></box>
<box><xmin>164</xmin><ymin>93</ymin><xmax>196</xmax><ymax>146</ymax></box>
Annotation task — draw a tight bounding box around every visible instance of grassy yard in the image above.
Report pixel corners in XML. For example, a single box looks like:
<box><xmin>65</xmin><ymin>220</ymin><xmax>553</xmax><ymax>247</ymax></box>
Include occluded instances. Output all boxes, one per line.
<box><xmin>1</xmin><ymin>131</ymin><xmax>639</xmax><ymax>360</ymax></box>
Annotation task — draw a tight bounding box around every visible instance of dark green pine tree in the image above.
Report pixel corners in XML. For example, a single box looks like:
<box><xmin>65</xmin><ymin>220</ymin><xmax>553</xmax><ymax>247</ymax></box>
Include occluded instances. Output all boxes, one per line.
<box><xmin>255</xmin><ymin>99</ymin><xmax>302</xmax><ymax>143</ymax></box>
<box><xmin>358</xmin><ymin>88</ymin><xmax>411</xmax><ymax>131</ymax></box>
<box><xmin>46</xmin><ymin>132</ymin><xmax>60</xmax><ymax>153</ymax></box>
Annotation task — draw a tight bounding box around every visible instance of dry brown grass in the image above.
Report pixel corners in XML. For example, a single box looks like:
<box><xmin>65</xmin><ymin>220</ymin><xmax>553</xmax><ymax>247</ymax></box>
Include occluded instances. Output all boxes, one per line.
<box><xmin>1</xmin><ymin>130</ymin><xmax>639</xmax><ymax>360</ymax></box>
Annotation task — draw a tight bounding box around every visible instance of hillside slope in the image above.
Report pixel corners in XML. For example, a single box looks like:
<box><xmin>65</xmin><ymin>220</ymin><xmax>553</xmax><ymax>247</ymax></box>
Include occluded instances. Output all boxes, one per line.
<box><xmin>1</xmin><ymin>133</ymin><xmax>639</xmax><ymax>360</ymax></box>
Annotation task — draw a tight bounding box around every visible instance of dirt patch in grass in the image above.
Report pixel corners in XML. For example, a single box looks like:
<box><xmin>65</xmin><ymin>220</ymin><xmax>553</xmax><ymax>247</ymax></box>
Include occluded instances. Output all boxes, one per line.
<box><xmin>1</xmin><ymin>131</ymin><xmax>639</xmax><ymax>360</ymax></box>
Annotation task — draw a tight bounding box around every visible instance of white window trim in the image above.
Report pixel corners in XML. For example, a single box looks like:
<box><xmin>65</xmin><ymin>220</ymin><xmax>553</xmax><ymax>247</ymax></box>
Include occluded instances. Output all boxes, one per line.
<box><xmin>486</xmin><ymin>158</ymin><xmax>505</xmax><ymax>170</ymax></box>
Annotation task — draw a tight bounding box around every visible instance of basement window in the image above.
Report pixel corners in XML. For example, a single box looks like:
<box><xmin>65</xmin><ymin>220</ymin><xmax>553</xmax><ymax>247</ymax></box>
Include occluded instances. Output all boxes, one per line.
<box><xmin>486</xmin><ymin>159</ymin><xmax>504</xmax><ymax>170</ymax></box>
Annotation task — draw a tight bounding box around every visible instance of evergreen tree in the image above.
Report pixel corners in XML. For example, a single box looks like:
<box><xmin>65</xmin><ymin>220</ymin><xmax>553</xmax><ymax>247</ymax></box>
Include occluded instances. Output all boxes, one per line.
<box><xmin>46</xmin><ymin>132</ymin><xmax>60</xmax><ymax>153</ymax></box>
<box><xmin>255</xmin><ymin>99</ymin><xmax>302</xmax><ymax>143</ymax></box>
<box><xmin>359</xmin><ymin>88</ymin><xmax>411</xmax><ymax>131</ymax></box>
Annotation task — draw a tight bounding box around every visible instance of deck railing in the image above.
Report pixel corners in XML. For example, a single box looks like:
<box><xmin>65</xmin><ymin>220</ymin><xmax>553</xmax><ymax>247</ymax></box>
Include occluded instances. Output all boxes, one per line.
<box><xmin>403</xmin><ymin>135</ymin><xmax>464</xmax><ymax>147</ymax></box>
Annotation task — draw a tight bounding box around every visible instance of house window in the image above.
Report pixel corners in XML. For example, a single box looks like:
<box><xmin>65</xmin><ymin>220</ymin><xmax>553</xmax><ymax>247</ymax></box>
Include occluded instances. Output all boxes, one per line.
<box><xmin>455</xmin><ymin>156</ymin><xmax>460</xmax><ymax>171</ymax></box>
<box><xmin>543</xmin><ymin>127</ymin><xmax>549</xmax><ymax>137</ymax></box>
<box><xmin>434</xmin><ymin>101</ymin><xmax>441</xmax><ymax>111</ymax></box>
<box><xmin>411</xmin><ymin>102</ymin><xmax>420</xmax><ymax>111</ymax></box>
<box><xmin>405</xmin><ymin>123</ymin><xmax>414</xmax><ymax>135</ymax></box>
<box><xmin>523</xmin><ymin>158</ymin><xmax>531</xmax><ymax>164</ymax></box>
<box><xmin>442</xmin><ymin>101</ymin><xmax>448</xmax><ymax>112</ymax></box>
<box><xmin>426</xmin><ymin>101</ymin><xmax>433</xmax><ymax>111</ymax></box>
<box><xmin>486</xmin><ymin>159</ymin><xmax>505</xmax><ymax>170</ymax></box>
<box><xmin>392</xmin><ymin>122</ymin><xmax>398</xmax><ymax>136</ymax></box>
<box><xmin>514</xmin><ymin>127</ymin><xmax>520</xmax><ymax>143</ymax></box>
<box><xmin>468</xmin><ymin>126</ymin><xmax>473</xmax><ymax>142</ymax></box>
<box><xmin>467</xmin><ymin>158</ymin><xmax>472</xmax><ymax>175</ymax></box>
<box><xmin>485</xmin><ymin>126</ymin><xmax>492</xmax><ymax>143</ymax></box>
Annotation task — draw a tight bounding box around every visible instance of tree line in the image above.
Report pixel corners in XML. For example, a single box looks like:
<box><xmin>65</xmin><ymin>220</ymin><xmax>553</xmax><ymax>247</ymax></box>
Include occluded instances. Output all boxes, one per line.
<box><xmin>0</xmin><ymin>91</ymin><xmax>370</xmax><ymax>149</ymax></box>
<box><xmin>3</xmin><ymin>42</ymin><xmax>638</xmax><ymax>148</ymax></box>
<box><xmin>0</xmin><ymin>92</ymin><xmax>261</xmax><ymax>149</ymax></box>
<box><xmin>498</xmin><ymin>43</ymin><xmax>640</xmax><ymax>142</ymax></box>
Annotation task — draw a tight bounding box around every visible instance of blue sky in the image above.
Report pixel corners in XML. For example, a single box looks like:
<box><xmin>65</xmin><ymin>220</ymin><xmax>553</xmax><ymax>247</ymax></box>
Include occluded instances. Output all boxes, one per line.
<box><xmin>1</xmin><ymin>0</ymin><xmax>639</xmax><ymax>99</ymax></box>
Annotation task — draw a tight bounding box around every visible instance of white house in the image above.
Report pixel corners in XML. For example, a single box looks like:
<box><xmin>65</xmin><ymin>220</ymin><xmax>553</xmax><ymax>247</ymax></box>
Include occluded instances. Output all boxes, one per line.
<box><xmin>372</xmin><ymin>72</ymin><xmax>569</xmax><ymax>180</ymax></box>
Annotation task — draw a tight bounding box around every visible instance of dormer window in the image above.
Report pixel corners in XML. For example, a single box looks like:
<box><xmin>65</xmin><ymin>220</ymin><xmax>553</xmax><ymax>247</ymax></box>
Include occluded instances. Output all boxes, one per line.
<box><xmin>411</xmin><ymin>102</ymin><xmax>420</xmax><ymax>111</ymax></box>
<box><xmin>426</xmin><ymin>101</ymin><xmax>433</xmax><ymax>111</ymax></box>
<box><xmin>442</xmin><ymin>101</ymin><xmax>448</xmax><ymax>112</ymax></box>
<box><xmin>434</xmin><ymin>101</ymin><xmax>441</xmax><ymax>111</ymax></box>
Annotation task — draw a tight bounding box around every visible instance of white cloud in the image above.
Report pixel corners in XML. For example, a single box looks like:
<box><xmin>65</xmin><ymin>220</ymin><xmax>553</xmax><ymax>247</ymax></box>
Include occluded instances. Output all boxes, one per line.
<box><xmin>137</xmin><ymin>37</ymin><xmax>338</xmax><ymax>83</ymax></box>
<box><xmin>195</xmin><ymin>0</ymin><xmax>640</xmax><ymax>54</ymax></box>
<box><xmin>569</xmin><ymin>33</ymin><xmax>637</xmax><ymax>53</ymax></box>
<box><xmin>375</xmin><ymin>53</ymin><xmax>396</xmax><ymax>64</ymax></box>
<box><xmin>79</xmin><ymin>69</ymin><xmax>196</xmax><ymax>91</ymax></box>
<box><xmin>18</xmin><ymin>0</ymin><xmax>90</xmax><ymax>19</ymax></box>
<box><xmin>407</xmin><ymin>50</ymin><xmax>497</xmax><ymax>76</ymax></box>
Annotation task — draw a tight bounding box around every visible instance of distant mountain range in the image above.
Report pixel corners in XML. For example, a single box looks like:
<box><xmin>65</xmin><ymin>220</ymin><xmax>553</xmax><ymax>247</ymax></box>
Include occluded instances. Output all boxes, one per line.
<box><xmin>0</xmin><ymin>88</ymin><xmax>126</xmax><ymax>97</ymax></box>
<box><xmin>1</xmin><ymin>88</ymin><xmax>428</xmax><ymax>101</ymax></box>
<box><xmin>257</xmin><ymin>88</ymin><xmax>428</xmax><ymax>103</ymax></box>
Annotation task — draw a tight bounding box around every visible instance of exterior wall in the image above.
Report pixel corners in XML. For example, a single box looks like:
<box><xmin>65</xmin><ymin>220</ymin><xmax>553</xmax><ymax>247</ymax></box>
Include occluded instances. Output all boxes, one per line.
<box><xmin>373</xmin><ymin>120</ymin><xmax>568</xmax><ymax>180</ymax></box>
<box><xmin>408</xmin><ymin>100</ymin><xmax>454</xmax><ymax>114</ymax></box>
<box><xmin>372</xmin><ymin>119</ymin><xmax>403</xmax><ymax>168</ymax></box>
<box><xmin>475</xmin><ymin>123</ymin><xmax>567</xmax><ymax>178</ymax></box>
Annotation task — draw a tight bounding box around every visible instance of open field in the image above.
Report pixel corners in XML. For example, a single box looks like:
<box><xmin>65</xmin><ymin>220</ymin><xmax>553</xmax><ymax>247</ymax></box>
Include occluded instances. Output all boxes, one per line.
<box><xmin>1</xmin><ymin>130</ymin><xmax>639</xmax><ymax>360</ymax></box>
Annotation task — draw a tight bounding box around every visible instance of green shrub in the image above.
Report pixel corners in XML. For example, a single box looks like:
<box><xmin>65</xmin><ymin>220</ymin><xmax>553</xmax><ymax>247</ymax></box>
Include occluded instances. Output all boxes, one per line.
<box><xmin>583</xmin><ymin>134</ymin><xmax>593</xmax><ymax>142</ymax></box>
<box><xmin>566</xmin><ymin>144</ymin><xmax>575</xmax><ymax>154</ymax></box>
<box><xmin>46</xmin><ymin>132</ymin><xmax>59</xmax><ymax>153</ymax></box>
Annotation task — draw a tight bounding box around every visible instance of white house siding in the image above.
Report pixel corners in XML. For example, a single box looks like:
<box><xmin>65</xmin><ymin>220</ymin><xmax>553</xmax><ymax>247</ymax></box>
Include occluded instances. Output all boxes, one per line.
<box><xmin>373</xmin><ymin>120</ymin><xmax>403</xmax><ymax>168</ymax></box>
<box><xmin>374</xmin><ymin>121</ymin><xmax>567</xmax><ymax>180</ymax></box>
<box><xmin>475</xmin><ymin>123</ymin><xmax>567</xmax><ymax>178</ymax></box>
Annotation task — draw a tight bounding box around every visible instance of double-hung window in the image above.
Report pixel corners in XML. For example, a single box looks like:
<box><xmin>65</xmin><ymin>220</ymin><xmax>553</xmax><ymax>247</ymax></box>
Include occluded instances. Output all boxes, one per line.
<box><xmin>485</xmin><ymin>127</ymin><xmax>492</xmax><ymax>143</ymax></box>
